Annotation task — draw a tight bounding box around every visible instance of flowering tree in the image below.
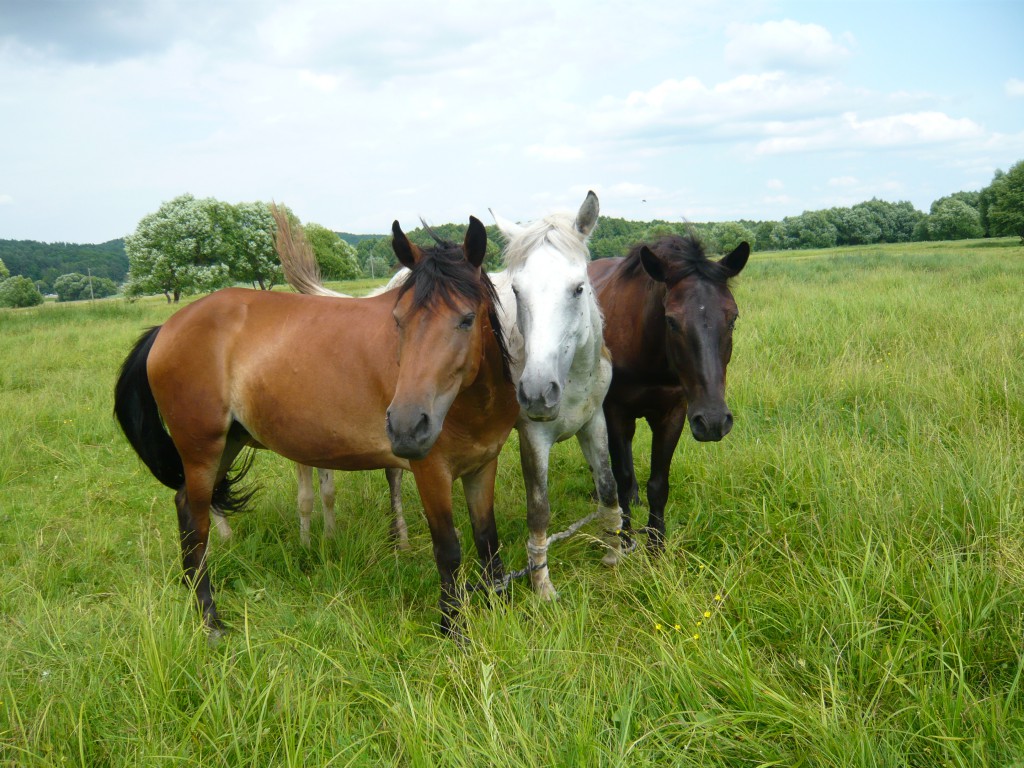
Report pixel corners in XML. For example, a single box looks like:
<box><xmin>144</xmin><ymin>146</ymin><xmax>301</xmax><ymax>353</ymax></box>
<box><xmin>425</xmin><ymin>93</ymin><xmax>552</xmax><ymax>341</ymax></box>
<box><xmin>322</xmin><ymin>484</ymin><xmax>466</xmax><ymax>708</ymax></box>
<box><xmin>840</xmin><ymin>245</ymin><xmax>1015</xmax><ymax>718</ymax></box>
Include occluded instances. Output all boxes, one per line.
<box><xmin>220</xmin><ymin>201</ymin><xmax>282</xmax><ymax>290</ymax></box>
<box><xmin>124</xmin><ymin>194</ymin><xmax>233</xmax><ymax>303</ymax></box>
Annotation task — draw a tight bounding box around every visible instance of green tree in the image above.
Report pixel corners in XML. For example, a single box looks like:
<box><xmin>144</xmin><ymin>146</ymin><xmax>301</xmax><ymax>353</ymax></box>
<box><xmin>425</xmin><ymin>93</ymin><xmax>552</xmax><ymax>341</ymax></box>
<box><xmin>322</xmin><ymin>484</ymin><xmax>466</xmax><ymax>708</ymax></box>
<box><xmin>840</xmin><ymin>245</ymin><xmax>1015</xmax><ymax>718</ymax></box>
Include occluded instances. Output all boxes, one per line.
<box><xmin>52</xmin><ymin>272</ymin><xmax>119</xmax><ymax>302</ymax></box>
<box><xmin>918</xmin><ymin>198</ymin><xmax>984</xmax><ymax>241</ymax></box>
<box><xmin>984</xmin><ymin>160</ymin><xmax>1024</xmax><ymax>242</ymax></box>
<box><xmin>0</xmin><ymin>257</ymin><xmax>8</xmax><ymax>279</ymax></box>
<box><xmin>706</xmin><ymin>221</ymin><xmax>756</xmax><ymax>253</ymax></box>
<box><xmin>355</xmin><ymin>236</ymin><xmax>397</xmax><ymax>278</ymax></box>
<box><xmin>304</xmin><ymin>223</ymin><xmax>361</xmax><ymax>280</ymax></box>
<box><xmin>0</xmin><ymin>275</ymin><xmax>44</xmax><ymax>308</ymax></box>
<box><xmin>124</xmin><ymin>194</ymin><xmax>233</xmax><ymax>302</ymax></box>
<box><xmin>220</xmin><ymin>201</ymin><xmax>282</xmax><ymax>290</ymax></box>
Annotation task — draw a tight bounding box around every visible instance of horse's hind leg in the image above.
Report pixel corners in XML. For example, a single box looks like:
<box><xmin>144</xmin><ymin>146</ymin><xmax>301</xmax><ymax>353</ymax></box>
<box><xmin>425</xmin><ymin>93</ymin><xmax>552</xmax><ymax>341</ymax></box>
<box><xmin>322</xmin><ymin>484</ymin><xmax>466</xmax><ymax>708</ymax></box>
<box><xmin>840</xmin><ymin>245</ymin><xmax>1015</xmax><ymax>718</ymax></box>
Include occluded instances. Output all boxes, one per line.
<box><xmin>518</xmin><ymin>428</ymin><xmax>558</xmax><ymax>601</ymax></box>
<box><xmin>295</xmin><ymin>464</ymin><xmax>314</xmax><ymax>547</ymax></box>
<box><xmin>576</xmin><ymin>413</ymin><xmax>626</xmax><ymax>565</ymax></box>
<box><xmin>461</xmin><ymin>457</ymin><xmax>506</xmax><ymax>593</ymax></box>
<box><xmin>386</xmin><ymin>468</ymin><xmax>410</xmax><ymax>550</ymax></box>
<box><xmin>175</xmin><ymin>484</ymin><xmax>222</xmax><ymax>631</ymax></box>
<box><xmin>211</xmin><ymin>509</ymin><xmax>233</xmax><ymax>540</ymax></box>
<box><xmin>317</xmin><ymin>468</ymin><xmax>336</xmax><ymax>540</ymax></box>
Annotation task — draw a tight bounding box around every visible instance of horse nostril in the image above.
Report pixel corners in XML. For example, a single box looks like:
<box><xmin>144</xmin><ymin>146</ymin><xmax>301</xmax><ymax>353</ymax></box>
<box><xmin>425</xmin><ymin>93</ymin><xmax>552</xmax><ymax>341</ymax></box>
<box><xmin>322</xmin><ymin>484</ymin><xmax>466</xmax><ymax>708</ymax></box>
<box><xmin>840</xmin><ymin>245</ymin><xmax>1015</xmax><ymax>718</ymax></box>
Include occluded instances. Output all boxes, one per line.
<box><xmin>413</xmin><ymin>412</ymin><xmax>431</xmax><ymax>440</ymax></box>
<box><xmin>722</xmin><ymin>412</ymin><xmax>734</xmax><ymax>436</ymax></box>
<box><xmin>543</xmin><ymin>381</ymin><xmax>561</xmax><ymax>408</ymax></box>
<box><xmin>691</xmin><ymin>413</ymin><xmax>707</xmax><ymax>435</ymax></box>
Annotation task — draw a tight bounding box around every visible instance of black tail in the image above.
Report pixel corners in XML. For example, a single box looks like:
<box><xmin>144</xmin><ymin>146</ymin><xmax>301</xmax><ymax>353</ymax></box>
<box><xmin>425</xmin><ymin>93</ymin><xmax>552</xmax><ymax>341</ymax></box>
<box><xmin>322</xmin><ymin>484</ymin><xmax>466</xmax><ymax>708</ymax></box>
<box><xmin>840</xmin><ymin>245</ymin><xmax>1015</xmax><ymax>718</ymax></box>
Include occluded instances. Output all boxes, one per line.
<box><xmin>114</xmin><ymin>327</ymin><xmax>184</xmax><ymax>490</ymax></box>
<box><xmin>114</xmin><ymin>326</ymin><xmax>258</xmax><ymax>514</ymax></box>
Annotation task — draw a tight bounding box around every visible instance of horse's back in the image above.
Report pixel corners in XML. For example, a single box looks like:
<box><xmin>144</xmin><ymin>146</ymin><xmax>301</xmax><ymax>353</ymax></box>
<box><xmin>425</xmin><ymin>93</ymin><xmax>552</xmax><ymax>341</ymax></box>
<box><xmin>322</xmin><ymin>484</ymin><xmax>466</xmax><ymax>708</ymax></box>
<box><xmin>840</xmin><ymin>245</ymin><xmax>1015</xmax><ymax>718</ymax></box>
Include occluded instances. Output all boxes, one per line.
<box><xmin>147</xmin><ymin>288</ymin><xmax>403</xmax><ymax>470</ymax></box>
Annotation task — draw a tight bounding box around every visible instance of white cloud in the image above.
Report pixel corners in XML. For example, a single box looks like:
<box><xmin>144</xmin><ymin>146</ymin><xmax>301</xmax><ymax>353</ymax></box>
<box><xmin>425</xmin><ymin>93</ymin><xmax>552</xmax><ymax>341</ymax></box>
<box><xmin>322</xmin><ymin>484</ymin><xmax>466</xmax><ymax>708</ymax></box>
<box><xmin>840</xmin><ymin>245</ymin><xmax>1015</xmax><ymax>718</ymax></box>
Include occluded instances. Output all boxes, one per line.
<box><xmin>828</xmin><ymin>176</ymin><xmax>858</xmax><ymax>187</ymax></box>
<box><xmin>725</xmin><ymin>20</ymin><xmax>851</xmax><ymax>72</ymax></box>
<box><xmin>755</xmin><ymin>111</ymin><xmax>985</xmax><ymax>154</ymax></box>
<box><xmin>765</xmin><ymin>179</ymin><xmax>784</xmax><ymax>190</ymax></box>
<box><xmin>1007</xmin><ymin>78</ymin><xmax>1024</xmax><ymax>97</ymax></box>
<box><xmin>0</xmin><ymin>194</ymin><xmax>13</xmax><ymax>205</ymax></box>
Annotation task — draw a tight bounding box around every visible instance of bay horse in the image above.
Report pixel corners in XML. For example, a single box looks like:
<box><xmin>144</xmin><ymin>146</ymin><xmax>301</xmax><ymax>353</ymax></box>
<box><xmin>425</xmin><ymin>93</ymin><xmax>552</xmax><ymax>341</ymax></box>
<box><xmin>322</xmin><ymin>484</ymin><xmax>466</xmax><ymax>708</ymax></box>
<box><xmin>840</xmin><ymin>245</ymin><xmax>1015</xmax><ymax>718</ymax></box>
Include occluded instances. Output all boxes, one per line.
<box><xmin>114</xmin><ymin>213</ymin><xmax>518</xmax><ymax>635</ymax></box>
<box><xmin>588</xmin><ymin>234</ymin><xmax>749</xmax><ymax>551</ymax></box>
<box><xmin>279</xmin><ymin>193</ymin><xmax>625</xmax><ymax>598</ymax></box>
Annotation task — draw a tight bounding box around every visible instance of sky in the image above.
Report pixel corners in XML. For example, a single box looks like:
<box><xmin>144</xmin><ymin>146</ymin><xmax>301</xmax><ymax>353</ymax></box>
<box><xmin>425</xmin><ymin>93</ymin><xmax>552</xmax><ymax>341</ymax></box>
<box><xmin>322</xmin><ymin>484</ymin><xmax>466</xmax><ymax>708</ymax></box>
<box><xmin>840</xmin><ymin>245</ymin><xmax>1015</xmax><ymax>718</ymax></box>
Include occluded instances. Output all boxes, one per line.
<box><xmin>0</xmin><ymin>0</ymin><xmax>1022</xmax><ymax>243</ymax></box>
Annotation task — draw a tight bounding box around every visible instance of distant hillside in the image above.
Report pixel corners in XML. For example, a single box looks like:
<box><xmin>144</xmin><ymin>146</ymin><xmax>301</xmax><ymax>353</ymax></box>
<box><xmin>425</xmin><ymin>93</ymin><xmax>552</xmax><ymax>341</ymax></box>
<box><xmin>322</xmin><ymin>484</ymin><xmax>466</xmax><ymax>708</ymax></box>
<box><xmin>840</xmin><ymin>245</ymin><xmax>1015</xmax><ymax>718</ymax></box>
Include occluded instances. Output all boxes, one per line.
<box><xmin>0</xmin><ymin>238</ymin><xmax>128</xmax><ymax>290</ymax></box>
<box><xmin>336</xmin><ymin>232</ymin><xmax>384</xmax><ymax>246</ymax></box>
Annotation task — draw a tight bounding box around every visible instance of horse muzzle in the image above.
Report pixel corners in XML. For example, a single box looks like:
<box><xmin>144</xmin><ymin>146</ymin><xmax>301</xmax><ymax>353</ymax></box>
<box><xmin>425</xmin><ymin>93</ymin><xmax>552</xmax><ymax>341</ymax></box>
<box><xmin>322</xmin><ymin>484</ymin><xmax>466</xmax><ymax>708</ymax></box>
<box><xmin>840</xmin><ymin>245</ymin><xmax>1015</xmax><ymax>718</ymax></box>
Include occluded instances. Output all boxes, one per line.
<box><xmin>689</xmin><ymin>408</ymin><xmax>733</xmax><ymax>442</ymax></box>
<box><xmin>386</xmin><ymin>406</ymin><xmax>440</xmax><ymax>460</ymax></box>
<box><xmin>517</xmin><ymin>379</ymin><xmax>562</xmax><ymax>422</ymax></box>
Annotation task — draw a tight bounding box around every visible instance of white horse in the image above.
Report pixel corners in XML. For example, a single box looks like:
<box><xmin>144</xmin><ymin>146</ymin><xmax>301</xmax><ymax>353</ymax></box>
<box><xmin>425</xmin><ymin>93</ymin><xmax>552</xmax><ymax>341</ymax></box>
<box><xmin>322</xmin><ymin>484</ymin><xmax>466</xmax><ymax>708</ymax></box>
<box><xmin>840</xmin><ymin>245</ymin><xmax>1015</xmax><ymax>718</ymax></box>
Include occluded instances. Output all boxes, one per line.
<box><xmin>486</xmin><ymin>191</ymin><xmax>624</xmax><ymax>598</ymax></box>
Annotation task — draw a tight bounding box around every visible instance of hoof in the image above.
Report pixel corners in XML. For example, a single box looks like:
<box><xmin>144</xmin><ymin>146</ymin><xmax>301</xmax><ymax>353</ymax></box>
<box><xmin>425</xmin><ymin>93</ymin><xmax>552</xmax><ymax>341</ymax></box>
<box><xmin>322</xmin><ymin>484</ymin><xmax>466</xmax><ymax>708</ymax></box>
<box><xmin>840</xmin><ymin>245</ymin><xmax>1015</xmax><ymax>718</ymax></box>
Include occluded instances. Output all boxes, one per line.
<box><xmin>601</xmin><ymin>547</ymin><xmax>623</xmax><ymax>567</ymax></box>
<box><xmin>533</xmin><ymin>578</ymin><xmax>559</xmax><ymax>602</ymax></box>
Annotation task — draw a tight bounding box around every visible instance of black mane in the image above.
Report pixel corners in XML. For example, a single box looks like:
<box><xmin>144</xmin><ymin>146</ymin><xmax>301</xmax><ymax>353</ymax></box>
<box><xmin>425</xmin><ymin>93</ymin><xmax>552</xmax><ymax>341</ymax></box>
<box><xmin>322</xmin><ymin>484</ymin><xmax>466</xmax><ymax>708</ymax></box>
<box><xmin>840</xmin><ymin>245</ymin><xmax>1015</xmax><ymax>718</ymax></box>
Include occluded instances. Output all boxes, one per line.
<box><xmin>396</xmin><ymin>240</ymin><xmax>513</xmax><ymax>380</ymax></box>
<box><xmin>622</xmin><ymin>234</ymin><xmax>737</xmax><ymax>285</ymax></box>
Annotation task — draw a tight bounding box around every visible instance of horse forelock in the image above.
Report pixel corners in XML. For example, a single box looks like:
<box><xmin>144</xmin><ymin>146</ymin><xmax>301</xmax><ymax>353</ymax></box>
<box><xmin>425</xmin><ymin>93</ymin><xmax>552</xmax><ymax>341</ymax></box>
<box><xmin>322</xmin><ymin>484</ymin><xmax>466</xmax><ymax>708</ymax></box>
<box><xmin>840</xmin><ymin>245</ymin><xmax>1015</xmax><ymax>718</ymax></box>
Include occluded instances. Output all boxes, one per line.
<box><xmin>501</xmin><ymin>213</ymin><xmax>589</xmax><ymax>271</ymax></box>
<box><xmin>623</xmin><ymin>234</ymin><xmax>735</xmax><ymax>286</ymax></box>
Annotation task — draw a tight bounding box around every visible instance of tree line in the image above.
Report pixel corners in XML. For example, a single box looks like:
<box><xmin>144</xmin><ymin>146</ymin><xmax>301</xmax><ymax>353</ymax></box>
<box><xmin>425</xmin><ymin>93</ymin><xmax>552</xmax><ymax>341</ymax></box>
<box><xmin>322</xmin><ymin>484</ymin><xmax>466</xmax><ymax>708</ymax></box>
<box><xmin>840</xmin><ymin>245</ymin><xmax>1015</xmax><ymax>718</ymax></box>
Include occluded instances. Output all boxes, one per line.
<box><xmin>1</xmin><ymin>159</ymin><xmax>1021</xmax><ymax>308</ymax></box>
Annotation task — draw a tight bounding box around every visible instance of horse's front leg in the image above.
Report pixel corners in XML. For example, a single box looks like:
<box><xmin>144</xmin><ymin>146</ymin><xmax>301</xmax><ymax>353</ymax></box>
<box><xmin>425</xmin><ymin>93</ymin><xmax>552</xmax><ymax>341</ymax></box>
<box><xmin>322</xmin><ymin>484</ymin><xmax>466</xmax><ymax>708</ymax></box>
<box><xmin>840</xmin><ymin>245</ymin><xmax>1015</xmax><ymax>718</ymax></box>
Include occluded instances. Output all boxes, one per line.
<box><xmin>409</xmin><ymin>462</ymin><xmax>463</xmax><ymax>637</ymax></box>
<box><xmin>460</xmin><ymin>457</ymin><xmax>507</xmax><ymax>593</ymax></box>
<box><xmin>645</xmin><ymin>405</ymin><xmax>688</xmax><ymax>553</ymax></box>
<box><xmin>518</xmin><ymin>425</ymin><xmax>558</xmax><ymax>600</ymax></box>
<box><xmin>575</xmin><ymin>412</ymin><xmax>626</xmax><ymax>565</ymax></box>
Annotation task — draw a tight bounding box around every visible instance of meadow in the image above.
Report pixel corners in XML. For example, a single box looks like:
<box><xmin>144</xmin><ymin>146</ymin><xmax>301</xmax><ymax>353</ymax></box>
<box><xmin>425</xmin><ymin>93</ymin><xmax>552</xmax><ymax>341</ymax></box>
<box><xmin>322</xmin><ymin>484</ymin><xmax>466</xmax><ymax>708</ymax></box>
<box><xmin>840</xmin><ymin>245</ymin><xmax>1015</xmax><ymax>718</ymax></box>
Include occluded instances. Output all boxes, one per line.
<box><xmin>1</xmin><ymin>238</ymin><xmax>1022</xmax><ymax>767</ymax></box>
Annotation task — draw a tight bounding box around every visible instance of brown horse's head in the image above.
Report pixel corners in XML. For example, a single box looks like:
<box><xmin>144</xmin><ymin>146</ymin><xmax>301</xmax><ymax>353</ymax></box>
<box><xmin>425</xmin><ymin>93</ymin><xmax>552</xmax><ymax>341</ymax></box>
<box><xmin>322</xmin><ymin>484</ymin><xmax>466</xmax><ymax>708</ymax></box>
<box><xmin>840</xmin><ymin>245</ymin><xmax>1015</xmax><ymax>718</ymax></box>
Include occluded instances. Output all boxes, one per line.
<box><xmin>638</xmin><ymin>236</ymin><xmax>749</xmax><ymax>442</ymax></box>
<box><xmin>385</xmin><ymin>217</ymin><xmax>509</xmax><ymax>460</ymax></box>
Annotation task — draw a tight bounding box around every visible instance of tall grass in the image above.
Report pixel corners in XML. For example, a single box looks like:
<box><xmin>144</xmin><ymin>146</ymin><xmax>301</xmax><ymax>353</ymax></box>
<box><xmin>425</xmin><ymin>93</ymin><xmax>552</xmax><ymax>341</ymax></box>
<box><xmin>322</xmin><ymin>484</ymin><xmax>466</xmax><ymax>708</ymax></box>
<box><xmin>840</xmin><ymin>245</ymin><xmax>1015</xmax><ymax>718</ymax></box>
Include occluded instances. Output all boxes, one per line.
<box><xmin>1</xmin><ymin>239</ymin><xmax>1022</xmax><ymax>766</ymax></box>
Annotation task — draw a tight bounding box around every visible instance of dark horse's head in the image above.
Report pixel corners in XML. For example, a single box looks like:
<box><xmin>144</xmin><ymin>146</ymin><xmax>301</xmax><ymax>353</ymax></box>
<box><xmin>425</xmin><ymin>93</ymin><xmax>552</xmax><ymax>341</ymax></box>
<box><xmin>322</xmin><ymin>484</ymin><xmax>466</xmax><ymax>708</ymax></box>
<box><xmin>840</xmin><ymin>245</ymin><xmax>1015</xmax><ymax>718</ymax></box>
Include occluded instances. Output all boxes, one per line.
<box><xmin>385</xmin><ymin>217</ymin><xmax>510</xmax><ymax>461</ymax></box>
<box><xmin>635</xmin><ymin>235</ymin><xmax>749</xmax><ymax>442</ymax></box>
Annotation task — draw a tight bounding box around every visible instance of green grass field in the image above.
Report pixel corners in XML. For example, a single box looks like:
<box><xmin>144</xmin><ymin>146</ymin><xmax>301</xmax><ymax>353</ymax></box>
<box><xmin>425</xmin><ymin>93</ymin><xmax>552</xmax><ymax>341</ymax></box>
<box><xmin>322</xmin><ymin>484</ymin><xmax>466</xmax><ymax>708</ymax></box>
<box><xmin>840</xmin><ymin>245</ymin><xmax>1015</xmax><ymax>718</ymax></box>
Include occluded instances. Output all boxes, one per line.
<box><xmin>1</xmin><ymin>239</ymin><xmax>1023</xmax><ymax>766</ymax></box>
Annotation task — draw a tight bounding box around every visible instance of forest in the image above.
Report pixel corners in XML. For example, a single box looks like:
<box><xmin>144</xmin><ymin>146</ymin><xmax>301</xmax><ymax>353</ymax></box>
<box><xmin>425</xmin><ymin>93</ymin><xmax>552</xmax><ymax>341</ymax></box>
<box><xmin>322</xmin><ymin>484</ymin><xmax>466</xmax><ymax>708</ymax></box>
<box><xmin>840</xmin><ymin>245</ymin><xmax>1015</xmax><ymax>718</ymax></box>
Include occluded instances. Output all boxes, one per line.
<box><xmin>0</xmin><ymin>158</ymin><xmax>1021</xmax><ymax>306</ymax></box>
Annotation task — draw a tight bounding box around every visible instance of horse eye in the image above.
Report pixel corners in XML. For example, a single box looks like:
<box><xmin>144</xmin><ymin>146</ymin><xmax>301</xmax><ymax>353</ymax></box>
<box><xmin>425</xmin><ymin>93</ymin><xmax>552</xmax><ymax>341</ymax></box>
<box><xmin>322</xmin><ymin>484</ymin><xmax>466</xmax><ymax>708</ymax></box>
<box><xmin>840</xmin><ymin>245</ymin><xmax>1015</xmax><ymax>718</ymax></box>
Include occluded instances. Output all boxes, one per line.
<box><xmin>666</xmin><ymin>317</ymin><xmax>682</xmax><ymax>333</ymax></box>
<box><xmin>458</xmin><ymin>313</ymin><xmax>476</xmax><ymax>330</ymax></box>
<box><xmin>574</xmin><ymin>283</ymin><xmax>584</xmax><ymax>296</ymax></box>
<box><xmin>728</xmin><ymin>316</ymin><xmax>738</xmax><ymax>330</ymax></box>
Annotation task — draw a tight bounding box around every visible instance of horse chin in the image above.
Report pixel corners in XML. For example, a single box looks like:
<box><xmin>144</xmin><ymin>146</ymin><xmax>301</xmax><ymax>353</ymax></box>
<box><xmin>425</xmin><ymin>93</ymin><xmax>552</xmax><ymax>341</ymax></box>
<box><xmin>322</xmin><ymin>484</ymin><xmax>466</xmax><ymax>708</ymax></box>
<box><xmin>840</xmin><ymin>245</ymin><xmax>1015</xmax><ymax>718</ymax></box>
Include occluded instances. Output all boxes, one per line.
<box><xmin>523</xmin><ymin>405</ymin><xmax>560</xmax><ymax>422</ymax></box>
<box><xmin>389</xmin><ymin>437</ymin><xmax>436</xmax><ymax>462</ymax></box>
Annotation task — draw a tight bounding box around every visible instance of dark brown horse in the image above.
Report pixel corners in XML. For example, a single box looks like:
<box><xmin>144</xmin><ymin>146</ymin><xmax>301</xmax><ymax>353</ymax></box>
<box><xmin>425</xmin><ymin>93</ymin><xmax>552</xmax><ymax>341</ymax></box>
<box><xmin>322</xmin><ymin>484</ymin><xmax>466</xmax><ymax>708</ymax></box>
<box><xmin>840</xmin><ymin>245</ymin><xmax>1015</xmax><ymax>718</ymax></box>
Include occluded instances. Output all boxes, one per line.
<box><xmin>588</xmin><ymin>234</ymin><xmax>749</xmax><ymax>550</ymax></box>
<box><xmin>114</xmin><ymin>214</ymin><xmax>518</xmax><ymax>635</ymax></box>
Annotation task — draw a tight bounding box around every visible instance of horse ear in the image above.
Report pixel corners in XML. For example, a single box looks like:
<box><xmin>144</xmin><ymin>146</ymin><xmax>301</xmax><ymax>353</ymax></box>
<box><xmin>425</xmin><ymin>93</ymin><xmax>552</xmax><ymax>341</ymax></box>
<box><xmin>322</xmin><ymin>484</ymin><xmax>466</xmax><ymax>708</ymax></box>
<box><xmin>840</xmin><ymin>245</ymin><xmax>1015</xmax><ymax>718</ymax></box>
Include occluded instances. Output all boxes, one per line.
<box><xmin>719</xmin><ymin>241</ymin><xmax>750</xmax><ymax>276</ymax></box>
<box><xmin>392</xmin><ymin>221</ymin><xmax>419</xmax><ymax>269</ymax></box>
<box><xmin>639</xmin><ymin>245</ymin><xmax>669</xmax><ymax>283</ymax></box>
<box><xmin>464</xmin><ymin>216</ymin><xmax>488</xmax><ymax>268</ymax></box>
<box><xmin>489</xmin><ymin>208</ymin><xmax>524</xmax><ymax>240</ymax></box>
<box><xmin>574</xmin><ymin>190</ymin><xmax>599</xmax><ymax>238</ymax></box>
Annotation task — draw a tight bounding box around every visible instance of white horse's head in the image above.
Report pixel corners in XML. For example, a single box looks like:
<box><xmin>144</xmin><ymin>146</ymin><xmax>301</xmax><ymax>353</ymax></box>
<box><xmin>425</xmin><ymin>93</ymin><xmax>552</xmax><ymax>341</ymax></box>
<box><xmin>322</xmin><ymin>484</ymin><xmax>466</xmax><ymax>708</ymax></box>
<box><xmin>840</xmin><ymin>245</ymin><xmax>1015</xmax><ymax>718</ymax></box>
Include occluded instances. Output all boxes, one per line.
<box><xmin>492</xmin><ymin>191</ymin><xmax>600</xmax><ymax>421</ymax></box>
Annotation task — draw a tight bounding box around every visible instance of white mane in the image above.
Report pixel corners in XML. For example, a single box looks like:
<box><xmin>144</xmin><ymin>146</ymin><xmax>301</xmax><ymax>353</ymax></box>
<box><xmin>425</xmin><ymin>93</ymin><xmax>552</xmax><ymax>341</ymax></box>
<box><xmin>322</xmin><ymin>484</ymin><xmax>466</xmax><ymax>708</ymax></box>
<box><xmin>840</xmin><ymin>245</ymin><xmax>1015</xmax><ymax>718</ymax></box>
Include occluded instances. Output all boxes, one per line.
<box><xmin>501</xmin><ymin>213</ymin><xmax>590</xmax><ymax>271</ymax></box>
